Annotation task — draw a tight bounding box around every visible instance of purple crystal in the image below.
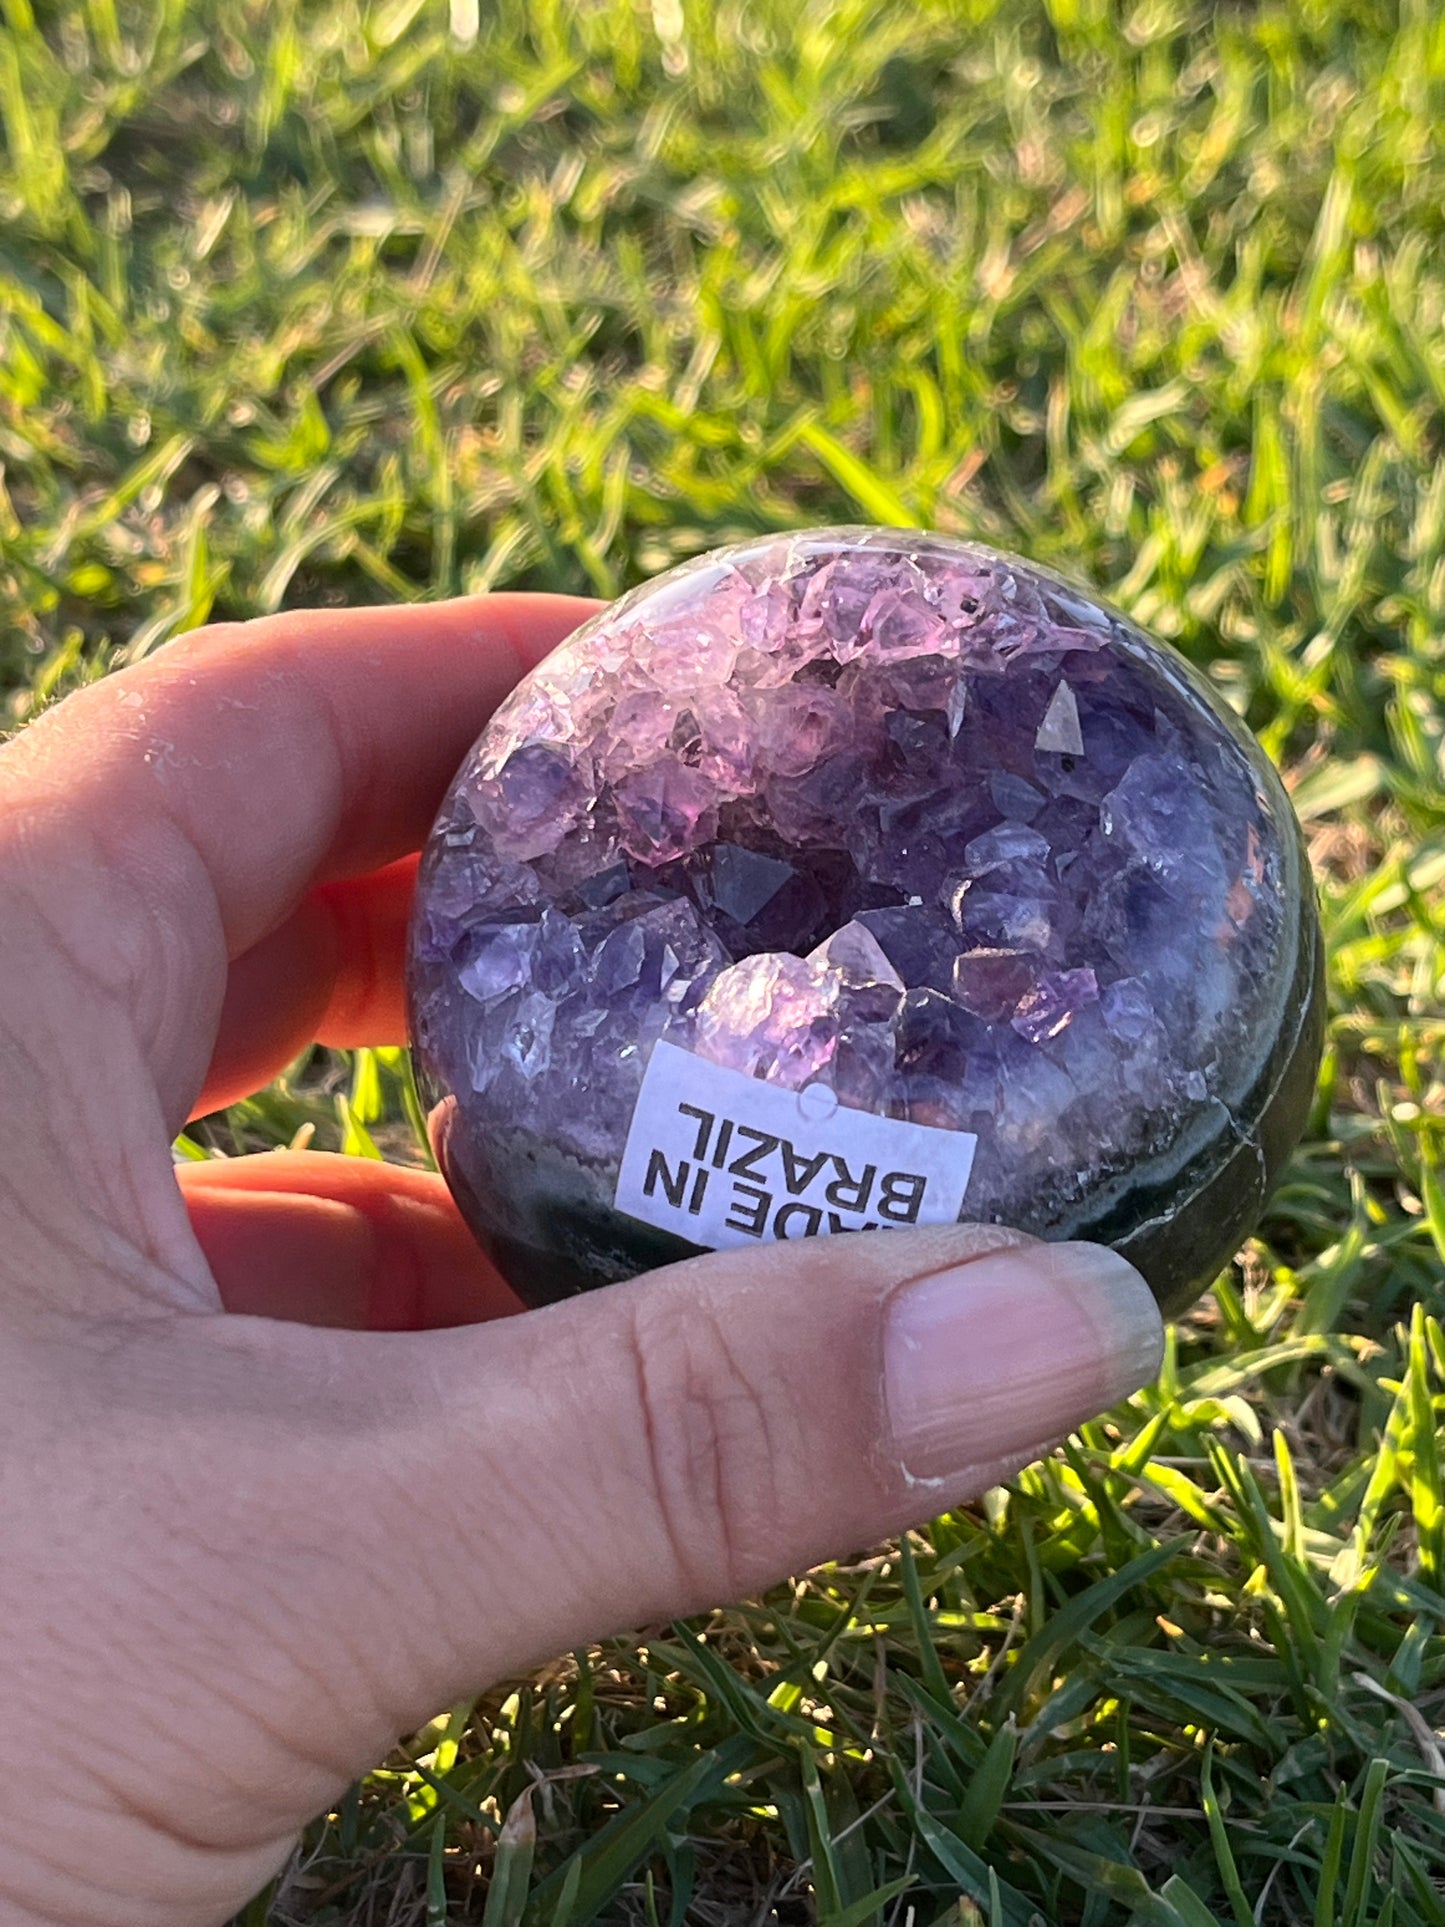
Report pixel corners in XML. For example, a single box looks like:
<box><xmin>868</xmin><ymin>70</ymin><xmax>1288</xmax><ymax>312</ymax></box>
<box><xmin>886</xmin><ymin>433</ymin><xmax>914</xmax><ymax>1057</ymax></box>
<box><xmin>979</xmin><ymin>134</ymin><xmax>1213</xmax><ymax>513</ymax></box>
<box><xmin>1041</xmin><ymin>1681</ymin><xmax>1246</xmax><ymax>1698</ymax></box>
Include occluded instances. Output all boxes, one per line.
<box><xmin>695</xmin><ymin>953</ymin><xmax>840</xmax><ymax>1087</ymax></box>
<box><xmin>1011</xmin><ymin>967</ymin><xmax>1100</xmax><ymax>1045</ymax></box>
<box><xmin>409</xmin><ymin>528</ymin><xmax>1322</xmax><ymax>1313</ymax></box>
<box><xmin>951</xmin><ymin>948</ymin><xmax>1037</xmax><ymax>1023</ymax></box>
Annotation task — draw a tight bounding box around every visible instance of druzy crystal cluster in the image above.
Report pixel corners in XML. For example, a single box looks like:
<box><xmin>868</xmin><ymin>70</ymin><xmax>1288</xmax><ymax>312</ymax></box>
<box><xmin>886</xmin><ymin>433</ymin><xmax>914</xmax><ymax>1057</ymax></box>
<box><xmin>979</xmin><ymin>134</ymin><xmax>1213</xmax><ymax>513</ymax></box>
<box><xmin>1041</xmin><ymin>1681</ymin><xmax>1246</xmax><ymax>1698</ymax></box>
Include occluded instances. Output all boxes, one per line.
<box><xmin>409</xmin><ymin>529</ymin><xmax>1322</xmax><ymax>1311</ymax></box>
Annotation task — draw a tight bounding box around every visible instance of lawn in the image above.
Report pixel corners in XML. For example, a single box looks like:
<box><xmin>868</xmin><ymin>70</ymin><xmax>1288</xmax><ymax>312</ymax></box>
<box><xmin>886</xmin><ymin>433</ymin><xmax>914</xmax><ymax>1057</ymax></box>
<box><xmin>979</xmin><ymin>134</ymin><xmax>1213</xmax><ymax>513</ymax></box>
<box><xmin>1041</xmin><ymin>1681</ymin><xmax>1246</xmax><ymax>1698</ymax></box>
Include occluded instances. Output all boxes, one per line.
<box><xmin>2</xmin><ymin>0</ymin><xmax>1444</xmax><ymax>1921</ymax></box>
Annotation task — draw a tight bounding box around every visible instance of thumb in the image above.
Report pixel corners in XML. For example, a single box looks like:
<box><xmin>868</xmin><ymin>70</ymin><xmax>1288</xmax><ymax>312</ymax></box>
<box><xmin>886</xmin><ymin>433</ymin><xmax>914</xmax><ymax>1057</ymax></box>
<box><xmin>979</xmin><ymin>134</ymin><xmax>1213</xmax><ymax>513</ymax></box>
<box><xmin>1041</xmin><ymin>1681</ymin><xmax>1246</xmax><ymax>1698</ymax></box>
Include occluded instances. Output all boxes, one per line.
<box><xmin>0</xmin><ymin>1224</ymin><xmax>1165</xmax><ymax>1924</ymax></box>
<box><xmin>341</xmin><ymin>1223</ymin><xmax>1163</xmax><ymax>1703</ymax></box>
<box><xmin>65</xmin><ymin>1224</ymin><xmax>1162</xmax><ymax>1885</ymax></box>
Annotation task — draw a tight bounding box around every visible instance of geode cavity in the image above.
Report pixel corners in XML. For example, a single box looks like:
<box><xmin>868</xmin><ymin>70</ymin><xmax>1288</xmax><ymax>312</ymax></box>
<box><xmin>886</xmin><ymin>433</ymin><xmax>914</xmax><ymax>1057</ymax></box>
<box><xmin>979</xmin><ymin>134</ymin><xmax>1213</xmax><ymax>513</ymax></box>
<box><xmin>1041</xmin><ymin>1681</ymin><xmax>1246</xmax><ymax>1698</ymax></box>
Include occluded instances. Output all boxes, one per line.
<box><xmin>408</xmin><ymin>529</ymin><xmax>1323</xmax><ymax>1314</ymax></box>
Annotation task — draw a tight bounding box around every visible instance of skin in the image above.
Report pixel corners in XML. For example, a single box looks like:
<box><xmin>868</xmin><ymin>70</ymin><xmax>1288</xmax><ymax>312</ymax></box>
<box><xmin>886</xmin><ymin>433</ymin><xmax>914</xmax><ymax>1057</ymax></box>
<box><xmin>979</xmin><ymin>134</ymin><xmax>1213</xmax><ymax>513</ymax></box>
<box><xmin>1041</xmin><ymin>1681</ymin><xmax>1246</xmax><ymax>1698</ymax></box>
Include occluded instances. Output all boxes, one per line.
<box><xmin>0</xmin><ymin>597</ymin><xmax>1161</xmax><ymax>1926</ymax></box>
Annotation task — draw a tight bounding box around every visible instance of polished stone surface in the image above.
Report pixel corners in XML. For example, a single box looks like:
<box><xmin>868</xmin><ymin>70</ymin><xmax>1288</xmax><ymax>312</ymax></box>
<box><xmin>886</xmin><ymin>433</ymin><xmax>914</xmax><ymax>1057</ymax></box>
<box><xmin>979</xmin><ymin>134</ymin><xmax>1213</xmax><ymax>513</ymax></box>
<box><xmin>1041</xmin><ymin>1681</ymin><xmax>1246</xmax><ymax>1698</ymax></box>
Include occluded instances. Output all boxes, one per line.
<box><xmin>408</xmin><ymin>529</ymin><xmax>1323</xmax><ymax>1313</ymax></box>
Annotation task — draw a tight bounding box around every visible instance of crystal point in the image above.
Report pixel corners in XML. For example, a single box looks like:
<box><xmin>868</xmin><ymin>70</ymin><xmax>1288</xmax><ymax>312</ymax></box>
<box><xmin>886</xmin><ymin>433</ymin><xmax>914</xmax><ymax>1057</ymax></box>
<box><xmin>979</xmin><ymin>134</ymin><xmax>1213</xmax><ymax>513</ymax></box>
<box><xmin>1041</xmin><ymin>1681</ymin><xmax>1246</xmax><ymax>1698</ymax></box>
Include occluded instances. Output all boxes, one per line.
<box><xmin>1035</xmin><ymin>680</ymin><xmax>1084</xmax><ymax>755</ymax></box>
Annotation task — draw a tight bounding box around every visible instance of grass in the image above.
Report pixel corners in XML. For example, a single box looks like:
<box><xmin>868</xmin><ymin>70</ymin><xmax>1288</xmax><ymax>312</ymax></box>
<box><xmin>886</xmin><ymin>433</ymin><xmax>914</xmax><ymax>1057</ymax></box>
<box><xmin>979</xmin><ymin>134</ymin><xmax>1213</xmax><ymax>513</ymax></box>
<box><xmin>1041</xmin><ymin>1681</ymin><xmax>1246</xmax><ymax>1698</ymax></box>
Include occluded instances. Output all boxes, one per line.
<box><xmin>3</xmin><ymin>0</ymin><xmax>1445</xmax><ymax>1920</ymax></box>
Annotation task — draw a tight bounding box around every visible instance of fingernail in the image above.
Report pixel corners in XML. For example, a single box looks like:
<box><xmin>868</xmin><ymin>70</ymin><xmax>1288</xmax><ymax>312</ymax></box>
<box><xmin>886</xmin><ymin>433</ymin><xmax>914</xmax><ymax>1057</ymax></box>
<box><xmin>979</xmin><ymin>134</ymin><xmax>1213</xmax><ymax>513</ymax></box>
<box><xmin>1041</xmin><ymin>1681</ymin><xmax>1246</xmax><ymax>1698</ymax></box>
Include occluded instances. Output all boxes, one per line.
<box><xmin>883</xmin><ymin>1241</ymin><xmax>1163</xmax><ymax>1483</ymax></box>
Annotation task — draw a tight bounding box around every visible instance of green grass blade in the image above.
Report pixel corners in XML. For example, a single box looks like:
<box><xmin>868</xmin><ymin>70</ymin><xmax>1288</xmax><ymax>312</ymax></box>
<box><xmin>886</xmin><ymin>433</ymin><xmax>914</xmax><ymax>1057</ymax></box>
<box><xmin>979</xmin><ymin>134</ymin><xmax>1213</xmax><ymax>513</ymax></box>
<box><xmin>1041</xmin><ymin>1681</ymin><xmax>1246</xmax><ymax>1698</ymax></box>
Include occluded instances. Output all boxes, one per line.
<box><xmin>483</xmin><ymin>1787</ymin><xmax>538</xmax><ymax>1927</ymax></box>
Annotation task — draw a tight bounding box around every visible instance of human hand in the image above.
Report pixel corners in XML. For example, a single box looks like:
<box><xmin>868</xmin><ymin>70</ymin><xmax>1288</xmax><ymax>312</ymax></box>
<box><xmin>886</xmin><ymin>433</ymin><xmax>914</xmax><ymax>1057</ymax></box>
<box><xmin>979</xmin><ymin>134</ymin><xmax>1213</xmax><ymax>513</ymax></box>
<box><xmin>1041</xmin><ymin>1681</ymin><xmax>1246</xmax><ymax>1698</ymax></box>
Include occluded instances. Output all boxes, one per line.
<box><xmin>0</xmin><ymin>598</ymin><xmax>1164</xmax><ymax>1926</ymax></box>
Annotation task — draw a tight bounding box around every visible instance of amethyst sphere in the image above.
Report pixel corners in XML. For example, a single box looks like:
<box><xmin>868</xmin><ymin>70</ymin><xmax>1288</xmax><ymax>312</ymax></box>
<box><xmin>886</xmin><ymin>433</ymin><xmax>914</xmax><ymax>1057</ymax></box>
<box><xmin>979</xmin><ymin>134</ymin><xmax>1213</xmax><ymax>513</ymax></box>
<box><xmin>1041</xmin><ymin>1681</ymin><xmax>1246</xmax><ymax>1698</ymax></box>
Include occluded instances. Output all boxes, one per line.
<box><xmin>408</xmin><ymin>529</ymin><xmax>1322</xmax><ymax>1314</ymax></box>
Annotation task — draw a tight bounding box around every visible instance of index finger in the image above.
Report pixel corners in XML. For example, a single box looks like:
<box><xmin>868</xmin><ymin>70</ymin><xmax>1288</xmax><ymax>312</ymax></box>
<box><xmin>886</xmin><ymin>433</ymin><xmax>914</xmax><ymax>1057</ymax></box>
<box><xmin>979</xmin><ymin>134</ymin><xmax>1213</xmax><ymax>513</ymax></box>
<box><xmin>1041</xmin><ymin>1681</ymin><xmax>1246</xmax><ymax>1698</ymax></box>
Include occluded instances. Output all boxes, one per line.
<box><xmin>0</xmin><ymin>593</ymin><xmax>602</xmax><ymax>1132</ymax></box>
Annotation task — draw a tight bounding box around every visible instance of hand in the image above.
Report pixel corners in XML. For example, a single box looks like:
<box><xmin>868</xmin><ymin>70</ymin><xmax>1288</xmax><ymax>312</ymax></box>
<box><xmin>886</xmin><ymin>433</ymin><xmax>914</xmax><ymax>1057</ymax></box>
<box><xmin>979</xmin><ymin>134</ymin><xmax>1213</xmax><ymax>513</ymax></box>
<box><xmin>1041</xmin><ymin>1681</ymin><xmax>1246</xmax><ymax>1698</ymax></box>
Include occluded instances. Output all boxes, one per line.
<box><xmin>0</xmin><ymin>598</ymin><xmax>1164</xmax><ymax>1927</ymax></box>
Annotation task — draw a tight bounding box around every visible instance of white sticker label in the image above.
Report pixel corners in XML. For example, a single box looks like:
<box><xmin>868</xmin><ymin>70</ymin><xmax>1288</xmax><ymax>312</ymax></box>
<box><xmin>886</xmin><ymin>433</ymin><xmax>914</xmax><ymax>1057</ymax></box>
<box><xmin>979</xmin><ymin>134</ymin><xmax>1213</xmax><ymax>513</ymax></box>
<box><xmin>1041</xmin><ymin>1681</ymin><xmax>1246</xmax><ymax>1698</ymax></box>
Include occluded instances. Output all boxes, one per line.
<box><xmin>615</xmin><ymin>1040</ymin><xmax>977</xmax><ymax>1250</ymax></box>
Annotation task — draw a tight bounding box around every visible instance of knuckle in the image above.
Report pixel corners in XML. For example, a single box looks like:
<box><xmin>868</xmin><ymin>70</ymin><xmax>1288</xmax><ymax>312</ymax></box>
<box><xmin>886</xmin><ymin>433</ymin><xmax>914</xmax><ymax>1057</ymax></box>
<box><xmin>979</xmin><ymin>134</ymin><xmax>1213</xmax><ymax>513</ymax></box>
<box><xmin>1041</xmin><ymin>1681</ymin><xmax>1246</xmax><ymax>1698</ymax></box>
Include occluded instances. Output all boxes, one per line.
<box><xmin>622</xmin><ymin>1288</ymin><xmax>795</xmax><ymax>1605</ymax></box>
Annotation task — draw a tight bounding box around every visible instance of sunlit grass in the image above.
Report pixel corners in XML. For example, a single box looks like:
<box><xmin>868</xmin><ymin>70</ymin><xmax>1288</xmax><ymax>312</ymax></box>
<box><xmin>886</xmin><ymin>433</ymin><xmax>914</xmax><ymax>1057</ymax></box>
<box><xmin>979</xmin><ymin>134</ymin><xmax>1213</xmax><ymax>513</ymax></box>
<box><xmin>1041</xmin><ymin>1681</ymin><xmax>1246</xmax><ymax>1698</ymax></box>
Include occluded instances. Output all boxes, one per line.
<box><xmin>3</xmin><ymin>1</ymin><xmax>1444</xmax><ymax>1921</ymax></box>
